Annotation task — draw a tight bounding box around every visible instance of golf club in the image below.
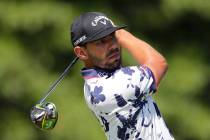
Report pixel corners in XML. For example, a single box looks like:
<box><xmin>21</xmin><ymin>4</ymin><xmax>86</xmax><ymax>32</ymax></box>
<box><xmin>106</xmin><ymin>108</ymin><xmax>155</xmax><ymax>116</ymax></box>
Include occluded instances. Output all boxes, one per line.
<box><xmin>30</xmin><ymin>56</ymin><xmax>79</xmax><ymax>130</ymax></box>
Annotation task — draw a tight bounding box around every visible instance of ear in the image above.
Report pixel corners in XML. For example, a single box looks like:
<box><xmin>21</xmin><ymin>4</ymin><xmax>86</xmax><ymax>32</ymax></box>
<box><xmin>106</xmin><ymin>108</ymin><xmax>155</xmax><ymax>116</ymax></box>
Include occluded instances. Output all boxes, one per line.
<box><xmin>74</xmin><ymin>46</ymin><xmax>88</xmax><ymax>60</ymax></box>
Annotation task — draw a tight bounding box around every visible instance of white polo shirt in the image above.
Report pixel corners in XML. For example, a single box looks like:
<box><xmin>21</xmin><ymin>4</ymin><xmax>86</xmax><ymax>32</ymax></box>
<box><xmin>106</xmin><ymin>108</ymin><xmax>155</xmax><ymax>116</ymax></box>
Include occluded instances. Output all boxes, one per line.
<box><xmin>81</xmin><ymin>66</ymin><xmax>174</xmax><ymax>140</ymax></box>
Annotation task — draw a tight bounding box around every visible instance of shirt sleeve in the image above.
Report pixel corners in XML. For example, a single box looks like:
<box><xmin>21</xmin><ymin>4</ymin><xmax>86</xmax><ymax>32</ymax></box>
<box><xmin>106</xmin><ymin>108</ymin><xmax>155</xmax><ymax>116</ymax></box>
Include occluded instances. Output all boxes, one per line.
<box><xmin>136</xmin><ymin>65</ymin><xmax>157</xmax><ymax>94</ymax></box>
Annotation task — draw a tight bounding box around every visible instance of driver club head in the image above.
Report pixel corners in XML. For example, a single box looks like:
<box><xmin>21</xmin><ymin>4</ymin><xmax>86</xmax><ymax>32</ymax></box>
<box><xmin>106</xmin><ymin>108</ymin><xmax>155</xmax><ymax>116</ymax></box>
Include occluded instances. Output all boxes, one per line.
<box><xmin>30</xmin><ymin>102</ymin><xmax>58</xmax><ymax>130</ymax></box>
<box><xmin>30</xmin><ymin>57</ymin><xmax>78</xmax><ymax>130</ymax></box>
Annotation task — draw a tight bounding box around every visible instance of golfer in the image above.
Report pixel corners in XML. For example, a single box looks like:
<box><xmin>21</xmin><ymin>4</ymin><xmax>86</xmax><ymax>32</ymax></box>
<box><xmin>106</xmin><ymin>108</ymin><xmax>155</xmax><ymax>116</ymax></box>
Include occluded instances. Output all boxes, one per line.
<box><xmin>71</xmin><ymin>12</ymin><xmax>174</xmax><ymax>140</ymax></box>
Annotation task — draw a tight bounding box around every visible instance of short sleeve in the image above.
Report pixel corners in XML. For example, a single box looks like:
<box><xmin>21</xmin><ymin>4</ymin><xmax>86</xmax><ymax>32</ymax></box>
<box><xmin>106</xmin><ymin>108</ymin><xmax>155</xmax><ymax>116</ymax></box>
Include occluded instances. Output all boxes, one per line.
<box><xmin>137</xmin><ymin>65</ymin><xmax>157</xmax><ymax>94</ymax></box>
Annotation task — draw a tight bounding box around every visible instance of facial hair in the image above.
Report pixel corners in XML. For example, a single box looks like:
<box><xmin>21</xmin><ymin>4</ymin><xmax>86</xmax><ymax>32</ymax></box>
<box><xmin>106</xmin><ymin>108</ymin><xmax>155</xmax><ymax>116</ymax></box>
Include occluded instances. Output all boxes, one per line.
<box><xmin>105</xmin><ymin>48</ymin><xmax>121</xmax><ymax>69</ymax></box>
<box><xmin>89</xmin><ymin>48</ymin><xmax>121</xmax><ymax>70</ymax></box>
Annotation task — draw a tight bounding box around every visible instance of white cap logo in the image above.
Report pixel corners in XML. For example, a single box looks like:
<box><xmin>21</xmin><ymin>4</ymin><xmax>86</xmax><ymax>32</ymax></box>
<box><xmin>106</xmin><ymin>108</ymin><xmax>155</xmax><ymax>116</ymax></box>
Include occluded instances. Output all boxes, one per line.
<box><xmin>74</xmin><ymin>35</ymin><xmax>87</xmax><ymax>46</ymax></box>
<box><xmin>91</xmin><ymin>16</ymin><xmax>116</xmax><ymax>27</ymax></box>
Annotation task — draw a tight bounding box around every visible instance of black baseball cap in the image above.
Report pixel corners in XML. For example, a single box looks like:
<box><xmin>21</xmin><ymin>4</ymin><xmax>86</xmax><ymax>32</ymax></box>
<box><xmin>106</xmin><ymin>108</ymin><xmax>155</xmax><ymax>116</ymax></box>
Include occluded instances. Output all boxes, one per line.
<box><xmin>70</xmin><ymin>12</ymin><xmax>126</xmax><ymax>47</ymax></box>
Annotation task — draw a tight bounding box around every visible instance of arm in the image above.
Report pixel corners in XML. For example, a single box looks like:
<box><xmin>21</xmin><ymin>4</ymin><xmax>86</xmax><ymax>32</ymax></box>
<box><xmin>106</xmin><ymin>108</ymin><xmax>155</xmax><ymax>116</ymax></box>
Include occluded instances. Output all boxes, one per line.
<box><xmin>115</xmin><ymin>29</ymin><xmax>168</xmax><ymax>87</ymax></box>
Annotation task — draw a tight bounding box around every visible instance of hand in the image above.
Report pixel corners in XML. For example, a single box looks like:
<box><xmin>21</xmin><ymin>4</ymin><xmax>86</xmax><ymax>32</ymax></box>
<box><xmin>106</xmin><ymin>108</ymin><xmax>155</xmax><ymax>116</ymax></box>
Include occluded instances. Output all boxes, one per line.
<box><xmin>115</xmin><ymin>29</ymin><xmax>126</xmax><ymax>45</ymax></box>
<box><xmin>115</xmin><ymin>29</ymin><xmax>132</xmax><ymax>49</ymax></box>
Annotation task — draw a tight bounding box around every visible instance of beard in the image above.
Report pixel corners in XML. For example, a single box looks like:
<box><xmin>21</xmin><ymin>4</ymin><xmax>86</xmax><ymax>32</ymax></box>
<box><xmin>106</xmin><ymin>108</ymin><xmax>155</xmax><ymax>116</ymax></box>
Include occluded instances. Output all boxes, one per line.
<box><xmin>89</xmin><ymin>48</ymin><xmax>121</xmax><ymax>70</ymax></box>
<box><xmin>104</xmin><ymin>57</ymin><xmax>121</xmax><ymax>70</ymax></box>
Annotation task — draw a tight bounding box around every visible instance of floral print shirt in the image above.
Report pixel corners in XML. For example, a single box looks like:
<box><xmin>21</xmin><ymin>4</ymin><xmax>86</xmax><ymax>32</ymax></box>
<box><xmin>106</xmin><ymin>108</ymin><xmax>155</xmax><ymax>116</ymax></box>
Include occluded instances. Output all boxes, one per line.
<box><xmin>81</xmin><ymin>66</ymin><xmax>174</xmax><ymax>140</ymax></box>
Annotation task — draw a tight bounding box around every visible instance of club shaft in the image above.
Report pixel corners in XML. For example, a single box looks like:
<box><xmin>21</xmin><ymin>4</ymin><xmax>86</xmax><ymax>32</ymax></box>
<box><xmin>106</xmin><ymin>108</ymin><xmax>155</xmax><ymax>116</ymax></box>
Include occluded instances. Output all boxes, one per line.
<box><xmin>39</xmin><ymin>57</ymin><xmax>79</xmax><ymax>104</ymax></box>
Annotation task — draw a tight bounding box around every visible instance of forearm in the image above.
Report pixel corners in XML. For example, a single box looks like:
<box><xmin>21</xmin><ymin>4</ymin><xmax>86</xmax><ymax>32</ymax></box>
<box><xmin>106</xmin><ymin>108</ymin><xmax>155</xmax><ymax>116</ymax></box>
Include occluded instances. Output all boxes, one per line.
<box><xmin>115</xmin><ymin>29</ymin><xmax>168</xmax><ymax>86</ymax></box>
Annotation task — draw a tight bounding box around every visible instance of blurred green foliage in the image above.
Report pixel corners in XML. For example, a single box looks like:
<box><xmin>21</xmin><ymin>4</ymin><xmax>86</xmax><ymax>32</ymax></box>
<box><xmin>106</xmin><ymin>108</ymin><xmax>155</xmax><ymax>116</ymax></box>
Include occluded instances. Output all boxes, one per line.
<box><xmin>0</xmin><ymin>0</ymin><xmax>210</xmax><ymax>140</ymax></box>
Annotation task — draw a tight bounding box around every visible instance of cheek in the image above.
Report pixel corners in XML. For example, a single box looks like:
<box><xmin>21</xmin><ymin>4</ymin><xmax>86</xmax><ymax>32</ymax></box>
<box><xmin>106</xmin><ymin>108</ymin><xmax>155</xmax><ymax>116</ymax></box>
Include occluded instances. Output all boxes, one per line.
<box><xmin>86</xmin><ymin>44</ymin><xmax>108</xmax><ymax>61</ymax></box>
<box><xmin>94</xmin><ymin>48</ymin><xmax>107</xmax><ymax>58</ymax></box>
<box><xmin>88</xmin><ymin>50</ymin><xmax>105</xmax><ymax>62</ymax></box>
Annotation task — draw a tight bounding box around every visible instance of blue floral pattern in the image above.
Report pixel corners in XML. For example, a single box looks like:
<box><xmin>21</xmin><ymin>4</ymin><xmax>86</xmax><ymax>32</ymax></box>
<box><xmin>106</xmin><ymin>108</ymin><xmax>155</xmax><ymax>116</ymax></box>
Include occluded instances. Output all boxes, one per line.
<box><xmin>100</xmin><ymin>116</ymin><xmax>110</xmax><ymax>132</ymax></box>
<box><xmin>121</xmin><ymin>67</ymin><xmax>135</xmax><ymax>76</ymax></box>
<box><xmin>90</xmin><ymin>86</ymin><xmax>106</xmax><ymax>104</ymax></box>
<box><xmin>115</xmin><ymin>108</ymin><xmax>141</xmax><ymax>140</ymax></box>
<box><xmin>114</xmin><ymin>94</ymin><xmax>127</xmax><ymax>107</ymax></box>
<box><xmin>83</xmin><ymin>66</ymin><xmax>174</xmax><ymax>140</ymax></box>
<box><xmin>126</xmin><ymin>78</ymin><xmax>135</xmax><ymax>88</ymax></box>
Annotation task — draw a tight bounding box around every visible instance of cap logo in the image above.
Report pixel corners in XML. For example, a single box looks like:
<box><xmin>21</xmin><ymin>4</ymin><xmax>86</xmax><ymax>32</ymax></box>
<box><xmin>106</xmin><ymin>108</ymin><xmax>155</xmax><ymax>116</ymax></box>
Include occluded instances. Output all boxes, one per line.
<box><xmin>74</xmin><ymin>35</ymin><xmax>87</xmax><ymax>46</ymax></box>
<box><xmin>91</xmin><ymin>16</ymin><xmax>114</xmax><ymax>26</ymax></box>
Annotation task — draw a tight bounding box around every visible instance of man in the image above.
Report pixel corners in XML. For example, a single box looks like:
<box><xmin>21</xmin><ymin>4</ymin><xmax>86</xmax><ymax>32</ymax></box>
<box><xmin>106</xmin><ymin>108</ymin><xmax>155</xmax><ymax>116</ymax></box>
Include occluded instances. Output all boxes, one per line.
<box><xmin>70</xmin><ymin>12</ymin><xmax>174</xmax><ymax>140</ymax></box>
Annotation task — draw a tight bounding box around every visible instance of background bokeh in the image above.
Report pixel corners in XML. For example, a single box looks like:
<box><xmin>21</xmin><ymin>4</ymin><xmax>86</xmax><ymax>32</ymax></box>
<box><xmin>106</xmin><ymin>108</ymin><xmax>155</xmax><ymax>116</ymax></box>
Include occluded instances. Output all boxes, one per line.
<box><xmin>0</xmin><ymin>0</ymin><xmax>210</xmax><ymax>140</ymax></box>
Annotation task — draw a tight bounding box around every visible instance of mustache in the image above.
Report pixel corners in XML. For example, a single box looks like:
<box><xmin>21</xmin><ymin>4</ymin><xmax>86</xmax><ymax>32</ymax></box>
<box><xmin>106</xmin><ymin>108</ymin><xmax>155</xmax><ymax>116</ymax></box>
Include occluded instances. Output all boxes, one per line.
<box><xmin>106</xmin><ymin>48</ymin><xmax>120</xmax><ymax>57</ymax></box>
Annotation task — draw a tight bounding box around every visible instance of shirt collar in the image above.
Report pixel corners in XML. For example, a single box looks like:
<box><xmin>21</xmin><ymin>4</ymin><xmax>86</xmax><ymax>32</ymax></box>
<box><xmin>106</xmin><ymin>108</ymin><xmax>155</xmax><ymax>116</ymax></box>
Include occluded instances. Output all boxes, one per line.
<box><xmin>81</xmin><ymin>67</ymin><xmax>119</xmax><ymax>79</ymax></box>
